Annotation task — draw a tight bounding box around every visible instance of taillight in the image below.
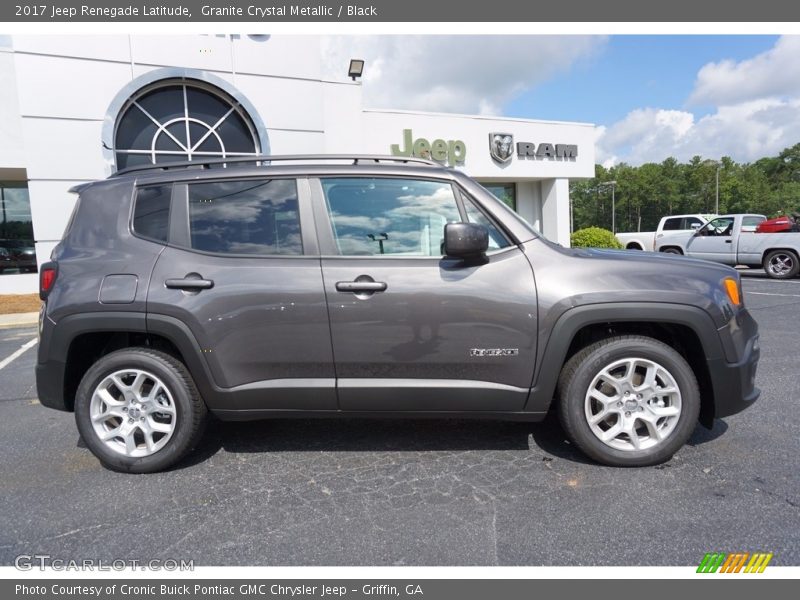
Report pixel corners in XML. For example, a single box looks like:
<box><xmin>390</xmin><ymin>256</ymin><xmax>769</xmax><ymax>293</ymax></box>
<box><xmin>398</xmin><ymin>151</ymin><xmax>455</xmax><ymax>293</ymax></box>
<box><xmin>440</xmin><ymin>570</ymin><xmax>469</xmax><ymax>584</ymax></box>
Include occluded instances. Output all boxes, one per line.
<box><xmin>39</xmin><ymin>262</ymin><xmax>58</xmax><ymax>300</ymax></box>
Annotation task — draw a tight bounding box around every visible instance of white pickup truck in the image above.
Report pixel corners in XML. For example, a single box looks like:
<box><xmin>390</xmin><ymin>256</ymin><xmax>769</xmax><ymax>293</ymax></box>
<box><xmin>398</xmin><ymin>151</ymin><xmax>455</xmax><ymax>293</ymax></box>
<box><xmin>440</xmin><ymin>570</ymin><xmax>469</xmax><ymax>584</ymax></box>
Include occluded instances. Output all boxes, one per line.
<box><xmin>615</xmin><ymin>214</ymin><xmax>713</xmax><ymax>251</ymax></box>
<box><xmin>655</xmin><ymin>213</ymin><xmax>800</xmax><ymax>279</ymax></box>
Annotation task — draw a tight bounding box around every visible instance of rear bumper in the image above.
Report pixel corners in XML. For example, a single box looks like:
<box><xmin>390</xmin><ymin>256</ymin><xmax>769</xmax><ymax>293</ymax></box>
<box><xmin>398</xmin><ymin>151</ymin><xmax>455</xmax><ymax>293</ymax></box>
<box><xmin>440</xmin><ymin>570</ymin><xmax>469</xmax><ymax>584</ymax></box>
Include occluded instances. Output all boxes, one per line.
<box><xmin>36</xmin><ymin>360</ymin><xmax>69</xmax><ymax>411</ymax></box>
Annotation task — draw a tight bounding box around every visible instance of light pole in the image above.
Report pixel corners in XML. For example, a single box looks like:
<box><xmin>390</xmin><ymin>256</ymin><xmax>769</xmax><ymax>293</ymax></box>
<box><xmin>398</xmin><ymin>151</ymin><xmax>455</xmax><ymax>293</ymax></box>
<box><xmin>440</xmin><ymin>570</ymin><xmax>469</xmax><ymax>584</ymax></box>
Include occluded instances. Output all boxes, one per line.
<box><xmin>600</xmin><ymin>180</ymin><xmax>617</xmax><ymax>233</ymax></box>
<box><xmin>703</xmin><ymin>159</ymin><xmax>721</xmax><ymax>215</ymax></box>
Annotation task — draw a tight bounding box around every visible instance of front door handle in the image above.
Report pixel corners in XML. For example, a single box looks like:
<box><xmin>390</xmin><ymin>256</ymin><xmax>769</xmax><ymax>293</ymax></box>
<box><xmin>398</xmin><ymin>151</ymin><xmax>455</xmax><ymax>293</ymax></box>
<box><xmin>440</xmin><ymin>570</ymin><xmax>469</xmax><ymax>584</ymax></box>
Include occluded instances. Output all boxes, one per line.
<box><xmin>725</xmin><ymin>240</ymin><xmax>732</xmax><ymax>244</ymax></box>
<box><xmin>165</xmin><ymin>277</ymin><xmax>214</xmax><ymax>290</ymax></box>
<box><xmin>336</xmin><ymin>281</ymin><xmax>387</xmax><ymax>292</ymax></box>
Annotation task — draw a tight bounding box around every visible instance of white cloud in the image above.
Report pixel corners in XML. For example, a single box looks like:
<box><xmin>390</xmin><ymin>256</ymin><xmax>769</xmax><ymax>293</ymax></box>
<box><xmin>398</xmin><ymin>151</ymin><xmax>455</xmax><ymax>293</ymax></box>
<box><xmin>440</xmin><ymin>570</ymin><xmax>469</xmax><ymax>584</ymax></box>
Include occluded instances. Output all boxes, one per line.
<box><xmin>321</xmin><ymin>35</ymin><xmax>605</xmax><ymax>116</ymax></box>
<box><xmin>599</xmin><ymin>36</ymin><xmax>800</xmax><ymax>166</ymax></box>
<box><xmin>597</xmin><ymin>98</ymin><xmax>800</xmax><ymax>166</ymax></box>
<box><xmin>690</xmin><ymin>36</ymin><xmax>800</xmax><ymax>106</ymax></box>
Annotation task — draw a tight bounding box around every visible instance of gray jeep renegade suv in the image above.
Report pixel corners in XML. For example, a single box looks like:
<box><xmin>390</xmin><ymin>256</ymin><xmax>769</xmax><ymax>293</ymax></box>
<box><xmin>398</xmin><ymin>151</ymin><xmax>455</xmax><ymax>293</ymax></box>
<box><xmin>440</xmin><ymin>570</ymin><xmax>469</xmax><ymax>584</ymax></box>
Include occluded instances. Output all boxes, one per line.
<box><xmin>36</xmin><ymin>155</ymin><xmax>760</xmax><ymax>473</ymax></box>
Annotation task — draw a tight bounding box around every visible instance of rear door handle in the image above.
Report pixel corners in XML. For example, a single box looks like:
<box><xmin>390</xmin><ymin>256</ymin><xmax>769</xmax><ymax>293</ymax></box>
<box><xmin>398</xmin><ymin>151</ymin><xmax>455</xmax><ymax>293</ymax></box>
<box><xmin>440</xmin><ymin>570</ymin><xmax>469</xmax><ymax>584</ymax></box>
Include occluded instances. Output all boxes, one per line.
<box><xmin>725</xmin><ymin>240</ymin><xmax>732</xmax><ymax>244</ymax></box>
<box><xmin>336</xmin><ymin>281</ymin><xmax>387</xmax><ymax>292</ymax></box>
<box><xmin>165</xmin><ymin>278</ymin><xmax>214</xmax><ymax>290</ymax></box>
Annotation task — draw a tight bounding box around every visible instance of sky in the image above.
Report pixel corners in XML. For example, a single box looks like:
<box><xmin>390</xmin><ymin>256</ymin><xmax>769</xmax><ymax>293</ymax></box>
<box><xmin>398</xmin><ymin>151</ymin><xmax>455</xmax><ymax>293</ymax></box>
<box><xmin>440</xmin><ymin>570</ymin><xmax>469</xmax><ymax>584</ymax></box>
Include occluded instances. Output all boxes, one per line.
<box><xmin>321</xmin><ymin>35</ymin><xmax>800</xmax><ymax>167</ymax></box>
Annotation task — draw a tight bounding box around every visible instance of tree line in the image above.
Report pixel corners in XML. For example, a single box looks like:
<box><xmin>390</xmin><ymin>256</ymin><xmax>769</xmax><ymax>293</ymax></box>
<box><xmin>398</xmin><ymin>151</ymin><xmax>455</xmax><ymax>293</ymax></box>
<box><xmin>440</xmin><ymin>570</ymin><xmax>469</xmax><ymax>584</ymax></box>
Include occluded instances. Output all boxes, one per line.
<box><xmin>569</xmin><ymin>143</ymin><xmax>800</xmax><ymax>233</ymax></box>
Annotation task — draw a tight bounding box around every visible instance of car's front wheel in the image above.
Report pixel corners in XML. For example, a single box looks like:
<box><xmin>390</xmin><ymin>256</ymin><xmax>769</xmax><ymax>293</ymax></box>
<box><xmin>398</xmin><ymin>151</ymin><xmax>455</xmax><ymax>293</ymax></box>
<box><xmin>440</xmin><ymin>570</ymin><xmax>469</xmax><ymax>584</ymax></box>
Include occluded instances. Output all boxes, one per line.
<box><xmin>74</xmin><ymin>348</ymin><xmax>207</xmax><ymax>473</ymax></box>
<box><xmin>557</xmin><ymin>335</ymin><xmax>700</xmax><ymax>467</ymax></box>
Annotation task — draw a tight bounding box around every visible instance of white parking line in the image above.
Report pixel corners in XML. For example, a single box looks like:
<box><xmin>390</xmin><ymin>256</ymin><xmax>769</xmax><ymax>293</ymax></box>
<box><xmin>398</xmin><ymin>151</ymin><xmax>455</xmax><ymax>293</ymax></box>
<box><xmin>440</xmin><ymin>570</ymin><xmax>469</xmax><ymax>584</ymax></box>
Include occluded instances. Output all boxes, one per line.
<box><xmin>0</xmin><ymin>338</ymin><xmax>38</xmax><ymax>371</ymax></box>
<box><xmin>747</xmin><ymin>291</ymin><xmax>800</xmax><ymax>298</ymax></box>
<box><xmin>742</xmin><ymin>277</ymin><xmax>800</xmax><ymax>285</ymax></box>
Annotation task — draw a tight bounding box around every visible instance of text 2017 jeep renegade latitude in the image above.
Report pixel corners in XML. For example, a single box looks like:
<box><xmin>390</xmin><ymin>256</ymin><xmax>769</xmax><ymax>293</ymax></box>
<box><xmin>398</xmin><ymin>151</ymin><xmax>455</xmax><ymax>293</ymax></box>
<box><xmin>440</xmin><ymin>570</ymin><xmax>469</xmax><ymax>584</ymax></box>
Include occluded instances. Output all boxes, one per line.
<box><xmin>36</xmin><ymin>155</ymin><xmax>760</xmax><ymax>472</ymax></box>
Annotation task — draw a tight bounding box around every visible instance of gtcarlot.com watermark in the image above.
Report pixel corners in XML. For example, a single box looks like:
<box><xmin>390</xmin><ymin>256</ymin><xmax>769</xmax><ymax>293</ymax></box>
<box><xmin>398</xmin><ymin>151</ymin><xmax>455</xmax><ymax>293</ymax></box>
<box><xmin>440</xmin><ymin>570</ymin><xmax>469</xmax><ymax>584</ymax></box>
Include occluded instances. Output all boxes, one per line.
<box><xmin>14</xmin><ymin>554</ymin><xmax>194</xmax><ymax>571</ymax></box>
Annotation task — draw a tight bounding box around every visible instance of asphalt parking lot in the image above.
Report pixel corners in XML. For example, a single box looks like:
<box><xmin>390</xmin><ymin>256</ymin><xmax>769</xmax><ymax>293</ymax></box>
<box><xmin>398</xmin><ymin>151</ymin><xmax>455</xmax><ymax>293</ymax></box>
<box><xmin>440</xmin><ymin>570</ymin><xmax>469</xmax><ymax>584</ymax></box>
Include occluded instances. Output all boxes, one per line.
<box><xmin>1</xmin><ymin>271</ymin><xmax>798</xmax><ymax>566</ymax></box>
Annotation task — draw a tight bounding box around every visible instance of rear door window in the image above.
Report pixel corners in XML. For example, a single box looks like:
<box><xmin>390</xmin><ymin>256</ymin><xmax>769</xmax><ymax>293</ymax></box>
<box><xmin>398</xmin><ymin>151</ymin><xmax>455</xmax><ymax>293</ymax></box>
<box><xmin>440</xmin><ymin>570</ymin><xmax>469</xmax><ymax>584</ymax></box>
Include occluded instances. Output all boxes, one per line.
<box><xmin>187</xmin><ymin>179</ymin><xmax>302</xmax><ymax>255</ymax></box>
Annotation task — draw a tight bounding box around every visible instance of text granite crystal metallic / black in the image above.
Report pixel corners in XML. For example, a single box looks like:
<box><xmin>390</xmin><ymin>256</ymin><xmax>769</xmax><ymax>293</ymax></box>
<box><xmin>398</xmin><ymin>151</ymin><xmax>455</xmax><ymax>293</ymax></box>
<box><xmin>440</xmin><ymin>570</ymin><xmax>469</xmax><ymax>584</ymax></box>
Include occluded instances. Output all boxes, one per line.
<box><xmin>34</xmin><ymin>155</ymin><xmax>760</xmax><ymax>472</ymax></box>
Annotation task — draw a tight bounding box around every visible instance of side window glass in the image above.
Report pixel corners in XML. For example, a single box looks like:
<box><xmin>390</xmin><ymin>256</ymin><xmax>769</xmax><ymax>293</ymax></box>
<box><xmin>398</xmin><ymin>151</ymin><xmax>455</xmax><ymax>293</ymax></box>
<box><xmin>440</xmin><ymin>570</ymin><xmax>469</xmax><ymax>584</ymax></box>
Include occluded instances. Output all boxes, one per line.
<box><xmin>662</xmin><ymin>218</ymin><xmax>681</xmax><ymax>231</ymax></box>
<box><xmin>741</xmin><ymin>216</ymin><xmax>765</xmax><ymax>232</ymax></box>
<box><xmin>187</xmin><ymin>179</ymin><xmax>302</xmax><ymax>255</ymax></box>
<box><xmin>321</xmin><ymin>178</ymin><xmax>461</xmax><ymax>256</ymax></box>
<box><xmin>701</xmin><ymin>217</ymin><xmax>734</xmax><ymax>237</ymax></box>
<box><xmin>133</xmin><ymin>185</ymin><xmax>171</xmax><ymax>243</ymax></box>
<box><xmin>462</xmin><ymin>196</ymin><xmax>511</xmax><ymax>250</ymax></box>
<box><xmin>683</xmin><ymin>217</ymin><xmax>703</xmax><ymax>229</ymax></box>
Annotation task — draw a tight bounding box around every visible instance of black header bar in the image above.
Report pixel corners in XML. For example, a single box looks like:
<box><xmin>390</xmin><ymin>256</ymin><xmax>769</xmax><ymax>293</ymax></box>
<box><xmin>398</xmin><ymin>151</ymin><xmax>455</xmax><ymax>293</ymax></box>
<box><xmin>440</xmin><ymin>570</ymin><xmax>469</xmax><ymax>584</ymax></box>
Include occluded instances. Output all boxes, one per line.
<box><xmin>3</xmin><ymin>0</ymin><xmax>800</xmax><ymax>22</ymax></box>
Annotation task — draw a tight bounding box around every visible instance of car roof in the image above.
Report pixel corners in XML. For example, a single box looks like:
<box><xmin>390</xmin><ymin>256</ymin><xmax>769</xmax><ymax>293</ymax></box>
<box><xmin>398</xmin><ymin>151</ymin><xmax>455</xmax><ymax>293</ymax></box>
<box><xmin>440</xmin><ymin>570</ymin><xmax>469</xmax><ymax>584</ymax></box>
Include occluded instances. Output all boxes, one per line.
<box><xmin>71</xmin><ymin>155</ymin><xmax>464</xmax><ymax>193</ymax></box>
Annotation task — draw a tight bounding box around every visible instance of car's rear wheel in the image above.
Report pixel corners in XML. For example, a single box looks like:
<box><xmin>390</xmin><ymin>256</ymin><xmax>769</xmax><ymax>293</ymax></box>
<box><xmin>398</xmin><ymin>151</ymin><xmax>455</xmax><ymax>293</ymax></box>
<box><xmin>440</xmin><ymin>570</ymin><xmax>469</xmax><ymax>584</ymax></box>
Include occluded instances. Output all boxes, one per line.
<box><xmin>661</xmin><ymin>247</ymin><xmax>682</xmax><ymax>255</ymax></box>
<box><xmin>74</xmin><ymin>348</ymin><xmax>207</xmax><ymax>473</ymax></box>
<box><xmin>557</xmin><ymin>335</ymin><xmax>700</xmax><ymax>467</ymax></box>
<box><xmin>763</xmin><ymin>249</ymin><xmax>799</xmax><ymax>279</ymax></box>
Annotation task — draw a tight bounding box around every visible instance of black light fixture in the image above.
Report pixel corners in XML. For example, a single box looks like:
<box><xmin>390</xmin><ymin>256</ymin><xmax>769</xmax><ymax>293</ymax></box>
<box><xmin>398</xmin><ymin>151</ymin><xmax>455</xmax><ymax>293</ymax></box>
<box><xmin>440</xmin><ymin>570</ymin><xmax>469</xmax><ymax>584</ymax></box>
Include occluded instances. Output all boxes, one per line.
<box><xmin>348</xmin><ymin>59</ymin><xmax>365</xmax><ymax>81</ymax></box>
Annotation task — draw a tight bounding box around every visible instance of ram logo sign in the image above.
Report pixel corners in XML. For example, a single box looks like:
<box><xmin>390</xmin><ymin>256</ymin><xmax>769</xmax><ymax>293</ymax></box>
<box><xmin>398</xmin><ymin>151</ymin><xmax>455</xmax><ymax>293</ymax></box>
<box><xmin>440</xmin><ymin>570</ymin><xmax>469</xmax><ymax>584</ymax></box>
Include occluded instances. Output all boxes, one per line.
<box><xmin>489</xmin><ymin>133</ymin><xmax>514</xmax><ymax>163</ymax></box>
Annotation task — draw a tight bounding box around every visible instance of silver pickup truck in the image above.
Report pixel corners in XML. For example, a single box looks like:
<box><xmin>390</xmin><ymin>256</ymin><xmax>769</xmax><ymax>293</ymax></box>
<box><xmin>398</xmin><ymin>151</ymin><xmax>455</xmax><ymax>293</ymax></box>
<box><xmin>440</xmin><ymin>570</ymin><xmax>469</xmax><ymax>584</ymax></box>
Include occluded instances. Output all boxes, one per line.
<box><xmin>656</xmin><ymin>213</ymin><xmax>800</xmax><ymax>279</ymax></box>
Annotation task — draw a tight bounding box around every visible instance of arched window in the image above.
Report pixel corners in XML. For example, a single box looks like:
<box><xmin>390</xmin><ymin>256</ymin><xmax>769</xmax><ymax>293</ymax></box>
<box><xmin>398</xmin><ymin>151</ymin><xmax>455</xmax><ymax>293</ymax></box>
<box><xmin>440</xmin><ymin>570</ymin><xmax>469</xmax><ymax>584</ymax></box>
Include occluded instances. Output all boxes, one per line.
<box><xmin>114</xmin><ymin>79</ymin><xmax>260</xmax><ymax>170</ymax></box>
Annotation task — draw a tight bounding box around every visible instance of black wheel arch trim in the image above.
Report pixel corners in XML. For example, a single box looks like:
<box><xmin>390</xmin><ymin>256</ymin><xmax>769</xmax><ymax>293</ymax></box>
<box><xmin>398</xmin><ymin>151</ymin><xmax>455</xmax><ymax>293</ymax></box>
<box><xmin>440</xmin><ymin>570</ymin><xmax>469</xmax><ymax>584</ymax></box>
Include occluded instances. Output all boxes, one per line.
<box><xmin>37</xmin><ymin>311</ymin><xmax>220</xmax><ymax>411</ymax></box>
<box><xmin>526</xmin><ymin>302</ymin><xmax>725</xmax><ymax>414</ymax></box>
<box><xmin>41</xmin><ymin>311</ymin><xmax>148</xmax><ymax>365</ymax></box>
<box><xmin>145</xmin><ymin>313</ymin><xmax>220</xmax><ymax>401</ymax></box>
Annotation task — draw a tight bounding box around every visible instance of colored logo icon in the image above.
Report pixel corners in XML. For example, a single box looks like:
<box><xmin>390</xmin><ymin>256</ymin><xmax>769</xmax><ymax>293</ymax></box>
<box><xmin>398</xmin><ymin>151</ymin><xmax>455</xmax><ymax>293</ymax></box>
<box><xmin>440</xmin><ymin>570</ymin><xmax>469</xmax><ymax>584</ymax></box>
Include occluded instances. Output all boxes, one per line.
<box><xmin>697</xmin><ymin>552</ymin><xmax>773</xmax><ymax>573</ymax></box>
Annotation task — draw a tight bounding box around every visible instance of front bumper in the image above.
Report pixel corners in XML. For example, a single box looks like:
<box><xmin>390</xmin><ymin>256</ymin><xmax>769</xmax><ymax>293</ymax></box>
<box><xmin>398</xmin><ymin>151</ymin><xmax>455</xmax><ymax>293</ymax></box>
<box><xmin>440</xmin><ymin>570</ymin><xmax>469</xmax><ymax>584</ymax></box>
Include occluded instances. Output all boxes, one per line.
<box><xmin>707</xmin><ymin>310</ymin><xmax>760</xmax><ymax>419</ymax></box>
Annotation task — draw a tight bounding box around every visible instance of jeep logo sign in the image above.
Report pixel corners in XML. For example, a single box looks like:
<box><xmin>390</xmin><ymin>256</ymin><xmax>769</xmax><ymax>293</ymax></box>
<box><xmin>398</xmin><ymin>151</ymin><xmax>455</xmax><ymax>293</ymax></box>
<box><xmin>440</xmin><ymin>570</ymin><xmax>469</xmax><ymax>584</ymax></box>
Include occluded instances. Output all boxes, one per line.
<box><xmin>391</xmin><ymin>129</ymin><xmax>467</xmax><ymax>165</ymax></box>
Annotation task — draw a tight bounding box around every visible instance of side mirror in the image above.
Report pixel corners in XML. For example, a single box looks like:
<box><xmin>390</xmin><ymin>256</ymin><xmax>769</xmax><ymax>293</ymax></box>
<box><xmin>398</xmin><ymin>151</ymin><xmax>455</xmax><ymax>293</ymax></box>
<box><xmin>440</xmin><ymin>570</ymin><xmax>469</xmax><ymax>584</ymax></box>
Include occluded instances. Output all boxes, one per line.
<box><xmin>444</xmin><ymin>222</ymin><xmax>489</xmax><ymax>258</ymax></box>
<box><xmin>690</xmin><ymin>223</ymin><xmax>702</xmax><ymax>231</ymax></box>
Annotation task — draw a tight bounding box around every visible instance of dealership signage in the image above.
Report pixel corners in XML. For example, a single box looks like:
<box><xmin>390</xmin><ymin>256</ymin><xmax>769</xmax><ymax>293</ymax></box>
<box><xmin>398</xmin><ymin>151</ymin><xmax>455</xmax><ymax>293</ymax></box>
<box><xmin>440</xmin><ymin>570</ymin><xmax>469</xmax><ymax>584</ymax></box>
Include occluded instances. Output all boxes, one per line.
<box><xmin>390</xmin><ymin>129</ymin><xmax>467</xmax><ymax>165</ymax></box>
<box><xmin>389</xmin><ymin>129</ymin><xmax>578</xmax><ymax>167</ymax></box>
<box><xmin>489</xmin><ymin>133</ymin><xmax>578</xmax><ymax>164</ymax></box>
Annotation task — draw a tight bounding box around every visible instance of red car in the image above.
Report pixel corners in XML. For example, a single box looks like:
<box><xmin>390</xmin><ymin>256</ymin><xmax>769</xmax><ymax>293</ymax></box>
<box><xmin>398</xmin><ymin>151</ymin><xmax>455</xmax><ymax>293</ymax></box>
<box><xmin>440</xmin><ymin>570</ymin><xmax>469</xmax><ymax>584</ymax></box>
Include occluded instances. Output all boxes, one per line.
<box><xmin>756</xmin><ymin>214</ymin><xmax>800</xmax><ymax>233</ymax></box>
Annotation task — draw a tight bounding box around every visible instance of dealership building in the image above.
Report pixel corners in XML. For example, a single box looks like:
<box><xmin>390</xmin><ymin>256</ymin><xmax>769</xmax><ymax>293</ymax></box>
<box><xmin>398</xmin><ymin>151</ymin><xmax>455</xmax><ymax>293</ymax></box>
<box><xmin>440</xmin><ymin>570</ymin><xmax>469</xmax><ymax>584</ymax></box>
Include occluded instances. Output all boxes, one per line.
<box><xmin>0</xmin><ymin>34</ymin><xmax>595</xmax><ymax>294</ymax></box>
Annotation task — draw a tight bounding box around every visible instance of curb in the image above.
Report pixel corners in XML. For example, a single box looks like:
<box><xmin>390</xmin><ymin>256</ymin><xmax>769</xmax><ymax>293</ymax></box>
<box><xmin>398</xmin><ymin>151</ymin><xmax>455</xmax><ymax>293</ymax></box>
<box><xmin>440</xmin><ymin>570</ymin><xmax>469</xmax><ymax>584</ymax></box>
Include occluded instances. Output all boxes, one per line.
<box><xmin>0</xmin><ymin>312</ymin><xmax>39</xmax><ymax>329</ymax></box>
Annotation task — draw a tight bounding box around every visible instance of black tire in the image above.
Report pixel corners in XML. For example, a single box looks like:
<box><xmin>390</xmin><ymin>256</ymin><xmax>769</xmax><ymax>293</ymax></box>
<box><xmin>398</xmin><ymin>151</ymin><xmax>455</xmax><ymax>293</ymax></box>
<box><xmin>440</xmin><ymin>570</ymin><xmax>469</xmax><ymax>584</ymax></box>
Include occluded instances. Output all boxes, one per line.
<box><xmin>661</xmin><ymin>247</ymin><xmax>682</xmax><ymax>255</ymax></box>
<box><xmin>556</xmin><ymin>335</ymin><xmax>700</xmax><ymax>467</ymax></box>
<box><xmin>74</xmin><ymin>348</ymin><xmax>207</xmax><ymax>473</ymax></box>
<box><xmin>763</xmin><ymin>249</ymin><xmax>800</xmax><ymax>279</ymax></box>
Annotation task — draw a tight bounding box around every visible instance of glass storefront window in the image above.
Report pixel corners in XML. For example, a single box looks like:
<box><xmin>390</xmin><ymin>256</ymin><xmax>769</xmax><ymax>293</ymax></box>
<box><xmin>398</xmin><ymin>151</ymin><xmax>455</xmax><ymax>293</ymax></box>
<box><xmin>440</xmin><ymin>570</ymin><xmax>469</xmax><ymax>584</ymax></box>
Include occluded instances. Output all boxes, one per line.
<box><xmin>114</xmin><ymin>81</ymin><xmax>261</xmax><ymax>171</ymax></box>
<box><xmin>480</xmin><ymin>182</ymin><xmax>516</xmax><ymax>211</ymax></box>
<box><xmin>0</xmin><ymin>183</ymin><xmax>36</xmax><ymax>275</ymax></box>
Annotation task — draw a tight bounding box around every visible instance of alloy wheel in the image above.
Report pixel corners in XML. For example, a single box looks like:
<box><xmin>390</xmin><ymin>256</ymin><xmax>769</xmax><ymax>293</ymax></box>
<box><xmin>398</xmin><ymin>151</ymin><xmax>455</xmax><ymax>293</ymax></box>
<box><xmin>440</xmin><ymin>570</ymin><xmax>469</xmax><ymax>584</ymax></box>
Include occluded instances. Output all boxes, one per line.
<box><xmin>584</xmin><ymin>358</ymin><xmax>682</xmax><ymax>451</ymax></box>
<box><xmin>89</xmin><ymin>369</ymin><xmax>177</xmax><ymax>457</ymax></box>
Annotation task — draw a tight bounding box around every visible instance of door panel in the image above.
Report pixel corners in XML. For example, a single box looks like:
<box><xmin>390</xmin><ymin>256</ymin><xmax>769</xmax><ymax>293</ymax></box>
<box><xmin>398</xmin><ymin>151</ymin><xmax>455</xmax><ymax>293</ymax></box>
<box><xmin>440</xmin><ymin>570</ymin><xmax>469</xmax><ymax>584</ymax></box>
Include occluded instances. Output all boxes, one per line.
<box><xmin>314</xmin><ymin>175</ymin><xmax>537</xmax><ymax>412</ymax></box>
<box><xmin>685</xmin><ymin>216</ymin><xmax>736</xmax><ymax>263</ymax></box>
<box><xmin>322</xmin><ymin>250</ymin><xmax>537</xmax><ymax>411</ymax></box>
<box><xmin>147</xmin><ymin>177</ymin><xmax>336</xmax><ymax>410</ymax></box>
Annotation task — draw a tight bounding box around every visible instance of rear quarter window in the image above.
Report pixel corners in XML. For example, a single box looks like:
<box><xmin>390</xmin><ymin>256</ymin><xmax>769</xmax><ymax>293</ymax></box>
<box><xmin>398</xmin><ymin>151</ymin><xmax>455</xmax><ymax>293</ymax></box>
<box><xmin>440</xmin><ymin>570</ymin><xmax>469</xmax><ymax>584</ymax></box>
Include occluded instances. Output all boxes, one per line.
<box><xmin>133</xmin><ymin>185</ymin><xmax>172</xmax><ymax>243</ymax></box>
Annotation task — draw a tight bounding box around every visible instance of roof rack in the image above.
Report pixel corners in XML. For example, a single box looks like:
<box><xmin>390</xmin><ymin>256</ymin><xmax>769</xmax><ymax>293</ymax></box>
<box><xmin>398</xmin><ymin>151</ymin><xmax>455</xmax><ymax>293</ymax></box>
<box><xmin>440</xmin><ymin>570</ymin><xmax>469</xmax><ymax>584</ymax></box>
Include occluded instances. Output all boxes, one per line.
<box><xmin>112</xmin><ymin>154</ymin><xmax>442</xmax><ymax>177</ymax></box>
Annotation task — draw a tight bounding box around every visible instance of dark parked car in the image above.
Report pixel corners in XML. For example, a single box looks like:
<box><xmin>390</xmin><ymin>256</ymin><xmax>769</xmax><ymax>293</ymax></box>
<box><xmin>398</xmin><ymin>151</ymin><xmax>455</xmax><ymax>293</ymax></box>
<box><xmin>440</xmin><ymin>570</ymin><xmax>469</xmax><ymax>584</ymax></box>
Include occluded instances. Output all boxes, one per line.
<box><xmin>0</xmin><ymin>239</ymin><xmax>37</xmax><ymax>273</ymax></box>
<box><xmin>35</xmin><ymin>155</ymin><xmax>760</xmax><ymax>473</ymax></box>
<box><xmin>0</xmin><ymin>247</ymin><xmax>12</xmax><ymax>274</ymax></box>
